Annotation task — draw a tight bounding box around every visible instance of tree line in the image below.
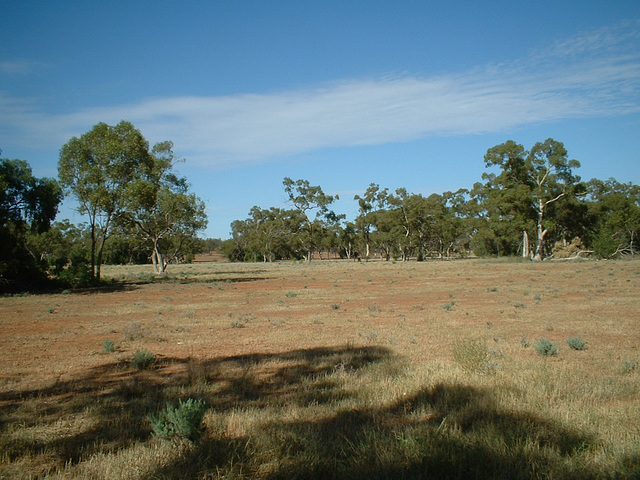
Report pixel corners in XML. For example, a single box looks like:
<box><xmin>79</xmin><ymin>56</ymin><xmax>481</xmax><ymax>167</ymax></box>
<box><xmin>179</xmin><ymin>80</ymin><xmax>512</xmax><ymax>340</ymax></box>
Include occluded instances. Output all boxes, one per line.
<box><xmin>2</xmin><ymin>123</ymin><xmax>639</xmax><ymax>292</ymax></box>
<box><xmin>221</xmin><ymin>139</ymin><xmax>640</xmax><ymax>263</ymax></box>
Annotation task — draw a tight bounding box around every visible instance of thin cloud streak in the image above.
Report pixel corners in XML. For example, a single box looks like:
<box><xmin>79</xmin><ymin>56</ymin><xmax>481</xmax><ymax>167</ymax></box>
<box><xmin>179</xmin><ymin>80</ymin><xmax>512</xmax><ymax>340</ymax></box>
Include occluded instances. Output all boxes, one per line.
<box><xmin>1</xmin><ymin>21</ymin><xmax>638</xmax><ymax>167</ymax></box>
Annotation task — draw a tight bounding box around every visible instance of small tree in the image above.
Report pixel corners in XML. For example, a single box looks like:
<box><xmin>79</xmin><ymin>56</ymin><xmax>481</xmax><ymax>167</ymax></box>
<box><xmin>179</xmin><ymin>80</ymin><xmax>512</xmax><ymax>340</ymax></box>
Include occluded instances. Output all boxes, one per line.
<box><xmin>122</xmin><ymin>142</ymin><xmax>207</xmax><ymax>273</ymax></box>
<box><xmin>354</xmin><ymin>183</ymin><xmax>389</xmax><ymax>260</ymax></box>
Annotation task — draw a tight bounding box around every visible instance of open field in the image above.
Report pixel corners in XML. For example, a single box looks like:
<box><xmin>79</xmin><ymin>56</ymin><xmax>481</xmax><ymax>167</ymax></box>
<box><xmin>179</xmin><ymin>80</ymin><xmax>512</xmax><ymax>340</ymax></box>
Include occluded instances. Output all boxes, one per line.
<box><xmin>1</xmin><ymin>258</ymin><xmax>639</xmax><ymax>479</ymax></box>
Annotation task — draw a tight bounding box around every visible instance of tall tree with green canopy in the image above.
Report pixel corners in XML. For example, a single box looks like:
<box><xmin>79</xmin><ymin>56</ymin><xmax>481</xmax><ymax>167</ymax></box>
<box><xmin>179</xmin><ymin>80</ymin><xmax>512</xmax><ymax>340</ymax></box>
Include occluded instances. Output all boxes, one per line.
<box><xmin>481</xmin><ymin>138</ymin><xmax>582</xmax><ymax>260</ymax></box>
<box><xmin>0</xmin><ymin>157</ymin><xmax>62</xmax><ymax>291</ymax></box>
<box><xmin>354</xmin><ymin>183</ymin><xmax>389</xmax><ymax>260</ymax></box>
<box><xmin>58</xmin><ymin>121</ymin><xmax>154</xmax><ymax>281</ymax></box>
<box><xmin>586</xmin><ymin>178</ymin><xmax>640</xmax><ymax>257</ymax></box>
<box><xmin>120</xmin><ymin>141</ymin><xmax>207</xmax><ymax>273</ymax></box>
<box><xmin>283</xmin><ymin>177</ymin><xmax>342</xmax><ymax>262</ymax></box>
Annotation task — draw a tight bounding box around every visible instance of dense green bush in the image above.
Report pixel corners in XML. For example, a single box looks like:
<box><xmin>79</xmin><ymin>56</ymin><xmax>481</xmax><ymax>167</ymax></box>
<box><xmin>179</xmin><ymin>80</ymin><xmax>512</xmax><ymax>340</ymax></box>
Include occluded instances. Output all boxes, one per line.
<box><xmin>149</xmin><ymin>398</ymin><xmax>207</xmax><ymax>443</ymax></box>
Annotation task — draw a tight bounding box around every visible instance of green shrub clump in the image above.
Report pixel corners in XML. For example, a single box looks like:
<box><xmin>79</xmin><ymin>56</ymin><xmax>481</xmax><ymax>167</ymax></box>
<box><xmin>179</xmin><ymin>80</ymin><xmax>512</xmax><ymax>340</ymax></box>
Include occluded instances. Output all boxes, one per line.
<box><xmin>102</xmin><ymin>339</ymin><xmax>116</xmax><ymax>353</ymax></box>
<box><xmin>535</xmin><ymin>338</ymin><xmax>559</xmax><ymax>357</ymax></box>
<box><xmin>131</xmin><ymin>349</ymin><xmax>155</xmax><ymax>369</ymax></box>
<box><xmin>149</xmin><ymin>398</ymin><xmax>207</xmax><ymax>443</ymax></box>
<box><xmin>566</xmin><ymin>335</ymin><xmax>587</xmax><ymax>351</ymax></box>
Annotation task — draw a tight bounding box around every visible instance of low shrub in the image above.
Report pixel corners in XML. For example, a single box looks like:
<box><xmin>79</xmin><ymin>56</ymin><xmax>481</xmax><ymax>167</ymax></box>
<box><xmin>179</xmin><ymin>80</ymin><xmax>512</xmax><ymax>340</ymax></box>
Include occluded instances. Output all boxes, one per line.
<box><xmin>619</xmin><ymin>359</ymin><xmax>638</xmax><ymax>375</ymax></box>
<box><xmin>442</xmin><ymin>301</ymin><xmax>456</xmax><ymax>312</ymax></box>
<box><xmin>131</xmin><ymin>349</ymin><xmax>155</xmax><ymax>369</ymax></box>
<box><xmin>149</xmin><ymin>398</ymin><xmax>207</xmax><ymax>443</ymax></box>
<box><xmin>535</xmin><ymin>338</ymin><xmax>559</xmax><ymax>357</ymax></box>
<box><xmin>102</xmin><ymin>339</ymin><xmax>116</xmax><ymax>353</ymax></box>
<box><xmin>566</xmin><ymin>335</ymin><xmax>587</xmax><ymax>351</ymax></box>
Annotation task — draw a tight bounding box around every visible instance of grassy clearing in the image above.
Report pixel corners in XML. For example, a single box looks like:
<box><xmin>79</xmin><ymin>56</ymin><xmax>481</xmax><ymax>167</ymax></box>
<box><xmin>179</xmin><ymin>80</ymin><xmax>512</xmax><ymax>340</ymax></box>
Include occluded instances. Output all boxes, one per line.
<box><xmin>0</xmin><ymin>259</ymin><xmax>638</xmax><ymax>479</ymax></box>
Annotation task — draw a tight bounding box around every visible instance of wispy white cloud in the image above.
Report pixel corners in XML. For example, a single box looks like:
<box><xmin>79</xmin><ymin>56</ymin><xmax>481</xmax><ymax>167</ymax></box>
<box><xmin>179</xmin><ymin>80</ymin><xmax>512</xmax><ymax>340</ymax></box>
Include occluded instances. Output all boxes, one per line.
<box><xmin>0</xmin><ymin>60</ymin><xmax>43</xmax><ymax>75</ymax></box>
<box><xmin>1</xmin><ymin>20</ymin><xmax>639</xmax><ymax>168</ymax></box>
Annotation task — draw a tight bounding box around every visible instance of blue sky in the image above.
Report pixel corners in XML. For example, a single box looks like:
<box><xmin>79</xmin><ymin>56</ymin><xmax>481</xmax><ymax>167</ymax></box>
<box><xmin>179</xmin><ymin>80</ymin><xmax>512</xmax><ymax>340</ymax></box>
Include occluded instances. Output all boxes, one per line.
<box><xmin>2</xmin><ymin>1</ymin><xmax>639</xmax><ymax>239</ymax></box>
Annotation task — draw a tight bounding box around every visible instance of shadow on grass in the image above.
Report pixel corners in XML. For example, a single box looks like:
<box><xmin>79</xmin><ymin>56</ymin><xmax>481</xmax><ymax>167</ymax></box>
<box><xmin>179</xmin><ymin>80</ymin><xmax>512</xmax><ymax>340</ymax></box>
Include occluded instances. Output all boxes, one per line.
<box><xmin>0</xmin><ymin>345</ymin><xmax>390</xmax><ymax>476</ymax></box>
<box><xmin>152</xmin><ymin>383</ymin><xmax>608</xmax><ymax>480</ymax></box>
<box><xmin>1</xmin><ymin>346</ymin><xmax>635</xmax><ymax>479</ymax></box>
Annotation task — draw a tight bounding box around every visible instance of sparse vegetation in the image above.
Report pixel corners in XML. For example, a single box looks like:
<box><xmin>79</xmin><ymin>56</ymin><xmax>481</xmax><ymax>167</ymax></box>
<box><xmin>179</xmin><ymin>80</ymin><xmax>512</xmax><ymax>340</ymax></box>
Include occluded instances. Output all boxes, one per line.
<box><xmin>452</xmin><ymin>337</ymin><xmax>490</xmax><ymax>373</ymax></box>
<box><xmin>619</xmin><ymin>359</ymin><xmax>638</xmax><ymax>375</ymax></box>
<box><xmin>442</xmin><ymin>301</ymin><xmax>455</xmax><ymax>311</ymax></box>
<box><xmin>0</xmin><ymin>259</ymin><xmax>638</xmax><ymax>479</ymax></box>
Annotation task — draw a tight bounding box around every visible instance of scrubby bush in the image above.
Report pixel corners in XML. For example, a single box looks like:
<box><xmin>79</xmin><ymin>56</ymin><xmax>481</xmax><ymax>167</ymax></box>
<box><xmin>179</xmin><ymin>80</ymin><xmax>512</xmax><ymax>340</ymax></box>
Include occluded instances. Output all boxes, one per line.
<box><xmin>566</xmin><ymin>335</ymin><xmax>587</xmax><ymax>351</ymax></box>
<box><xmin>149</xmin><ymin>398</ymin><xmax>207</xmax><ymax>443</ymax></box>
<box><xmin>535</xmin><ymin>338</ymin><xmax>559</xmax><ymax>357</ymax></box>
<box><xmin>131</xmin><ymin>349</ymin><xmax>155</xmax><ymax>369</ymax></box>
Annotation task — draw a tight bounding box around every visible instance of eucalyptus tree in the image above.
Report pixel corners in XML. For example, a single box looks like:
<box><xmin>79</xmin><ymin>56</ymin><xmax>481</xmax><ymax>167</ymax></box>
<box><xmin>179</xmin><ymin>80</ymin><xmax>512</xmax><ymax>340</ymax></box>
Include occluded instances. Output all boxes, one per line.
<box><xmin>526</xmin><ymin>139</ymin><xmax>582</xmax><ymax>260</ymax></box>
<box><xmin>353</xmin><ymin>183</ymin><xmax>389</xmax><ymax>260</ymax></box>
<box><xmin>121</xmin><ymin>141</ymin><xmax>207</xmax><ymax>273</ymax></box>
<box><xmin>586</xmin><ymin>178</ymin><xmax>640</xmax><ymax>257</ymax></box>
<box><xmin>58</xmin><ymin>121</ymin><xmax>154</xmax><ymax>280</ymax></box>
<box><xmin>480</xmin><ymin>139</ymin><xmax>581</xmax><ymax>260</ymax></box>
<box><xmin>283</xmin><ymin>177</ymin><xmax>342</xmax><ymax>262</ymax></box>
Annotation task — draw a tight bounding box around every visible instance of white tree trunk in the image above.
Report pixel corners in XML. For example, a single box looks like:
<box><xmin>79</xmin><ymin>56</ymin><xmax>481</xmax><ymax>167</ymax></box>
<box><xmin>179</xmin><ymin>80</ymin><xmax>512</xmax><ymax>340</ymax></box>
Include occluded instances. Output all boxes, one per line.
<box><xmin>522</xmin><ymin>231</ymin><xmax>530</xmax><ymax>259</ymax></box>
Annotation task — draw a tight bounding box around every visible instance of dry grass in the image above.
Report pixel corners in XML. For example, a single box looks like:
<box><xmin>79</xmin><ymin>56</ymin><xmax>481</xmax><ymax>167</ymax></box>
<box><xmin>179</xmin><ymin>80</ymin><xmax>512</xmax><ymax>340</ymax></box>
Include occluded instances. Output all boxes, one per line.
<box><xmin>0</xmin><ymin>258</ymin><xmax>639</xmax><ymax>478</ymax></box>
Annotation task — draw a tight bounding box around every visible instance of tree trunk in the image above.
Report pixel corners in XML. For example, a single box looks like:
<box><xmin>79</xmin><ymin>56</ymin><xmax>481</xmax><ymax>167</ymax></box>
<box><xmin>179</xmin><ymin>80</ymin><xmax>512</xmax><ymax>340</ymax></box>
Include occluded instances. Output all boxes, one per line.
<box><xmin>152</xmin><ymin>241</ymin><xmax>167</xmax><ymax>274</ymax></box>
<box><xmin>534</xmin><ymin>227</ymin><xmax>547</xmax><ymax>262</ymax></box>
<box><xmin>533</xmin><ymin>198</ymin><xmax>546</xmax><ymax>261</ymax></box>
<box><xmin>522</xmin><ymin>231</ymin><xmax>530</xmax><ymax>259</ymax></box>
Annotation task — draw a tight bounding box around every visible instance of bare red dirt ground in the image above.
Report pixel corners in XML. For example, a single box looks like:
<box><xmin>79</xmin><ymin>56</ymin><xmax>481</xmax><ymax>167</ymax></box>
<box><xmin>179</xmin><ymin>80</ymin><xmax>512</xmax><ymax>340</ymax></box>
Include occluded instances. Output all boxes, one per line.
<box><xmin>1</xmin><ymin>258</ymin><xmax>638</xmax><ymax>392</ymax></box>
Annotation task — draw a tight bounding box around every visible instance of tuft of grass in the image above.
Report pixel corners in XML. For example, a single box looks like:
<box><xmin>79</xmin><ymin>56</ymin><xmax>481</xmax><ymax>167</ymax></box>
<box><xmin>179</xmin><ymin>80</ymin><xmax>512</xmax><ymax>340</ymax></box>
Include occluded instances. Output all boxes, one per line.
<box><xmin>452</xmin><ymin>337</ymin><xmax>491</xmax><ymax>373</ymax></box>
<box><xmin>566</xmin><ymin>335</ymin><xmax>587</xmax><ymax>351</ymax></box>
<box><xmin>535</xmin><ymin>338</ymin><xmax>559</xmax><ymax>357</ymax></box>
<box><xmin>619</xmin><ymin>359</ymin><xmax>638</xmax><ymax>375</ymax></box>
<box><xmin>131</xmin><ymin>349</ymin><xmax>155</xmax><ymax>369</ymax></box>
<box><xmin>122</xmin><ymin>322</ymin><xmax>145</xmax><ymax>341</ymax></box>
<box><xmin>102</xmin><ymin>339</ymin><xmax>116</xmax><ymax>353</ymax></box>
<box><xmin>285</xmin><ymin>291</ymin><xmax>298</xmax><ymax>298</ymax></box>
<box><xmin>330</xmin><ymin>304</ymin><xmax>340</xmax><ymax>310</ymax></box>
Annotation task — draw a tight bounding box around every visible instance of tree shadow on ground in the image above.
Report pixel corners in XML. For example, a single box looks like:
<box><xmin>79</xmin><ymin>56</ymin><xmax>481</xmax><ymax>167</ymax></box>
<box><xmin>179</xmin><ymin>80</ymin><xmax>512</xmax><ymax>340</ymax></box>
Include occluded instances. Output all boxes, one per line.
<box><xmin>151</xmin><ymin>382</ymin><xmax>609</xmax><ymax>480</ymax></box>
<box><xmin>1</xmin><ymin>346</ymin><xmax>635</xmax><ymax>479</ymax></box>
<box><xmin>0</xmin><ymin>345</ymin><xmax>390</xmax><ymax>476</ymax></box>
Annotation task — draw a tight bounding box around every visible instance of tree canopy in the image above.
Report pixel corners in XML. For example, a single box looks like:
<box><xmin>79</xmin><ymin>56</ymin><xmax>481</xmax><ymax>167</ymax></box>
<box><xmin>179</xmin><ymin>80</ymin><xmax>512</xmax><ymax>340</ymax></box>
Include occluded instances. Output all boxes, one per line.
<box><xmin>0</xmin><ymin>158</ymin><xmax>62</xmax><ymax>291</ymax></box>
